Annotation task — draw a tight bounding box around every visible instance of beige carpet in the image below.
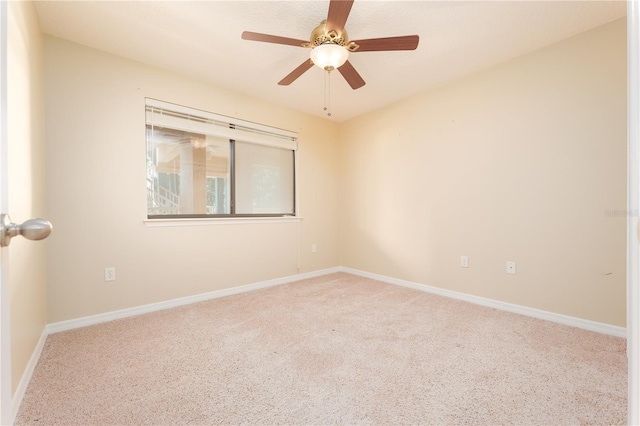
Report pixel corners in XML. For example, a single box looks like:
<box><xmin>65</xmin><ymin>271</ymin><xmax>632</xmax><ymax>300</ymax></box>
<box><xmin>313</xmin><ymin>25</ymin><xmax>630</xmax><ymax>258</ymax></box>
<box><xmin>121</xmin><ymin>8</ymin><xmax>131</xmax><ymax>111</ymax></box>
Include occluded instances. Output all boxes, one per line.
<box><xmin>15</xmin><ymin>273</ymin><xmax>626</xmax><ymax>425</ymax></box>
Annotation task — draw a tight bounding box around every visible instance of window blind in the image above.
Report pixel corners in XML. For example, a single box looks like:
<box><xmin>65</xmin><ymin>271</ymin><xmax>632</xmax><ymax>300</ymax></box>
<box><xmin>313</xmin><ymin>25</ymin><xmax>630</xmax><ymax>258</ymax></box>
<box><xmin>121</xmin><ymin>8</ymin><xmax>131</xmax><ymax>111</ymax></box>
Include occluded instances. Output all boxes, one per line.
<box><xmin>145</xmin><ymin>98</ymin><xmax>298</xmax><ymax>151</ymax></box>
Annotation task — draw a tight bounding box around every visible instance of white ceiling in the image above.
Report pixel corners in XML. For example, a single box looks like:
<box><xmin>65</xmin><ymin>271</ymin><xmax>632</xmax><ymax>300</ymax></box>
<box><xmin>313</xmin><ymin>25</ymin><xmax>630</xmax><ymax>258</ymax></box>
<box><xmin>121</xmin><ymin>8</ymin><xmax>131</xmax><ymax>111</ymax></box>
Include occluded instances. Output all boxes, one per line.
<box><xmin>34</xmin><ymin>1</ymin><xmax>626</xmax><ymax>122</ymax></box>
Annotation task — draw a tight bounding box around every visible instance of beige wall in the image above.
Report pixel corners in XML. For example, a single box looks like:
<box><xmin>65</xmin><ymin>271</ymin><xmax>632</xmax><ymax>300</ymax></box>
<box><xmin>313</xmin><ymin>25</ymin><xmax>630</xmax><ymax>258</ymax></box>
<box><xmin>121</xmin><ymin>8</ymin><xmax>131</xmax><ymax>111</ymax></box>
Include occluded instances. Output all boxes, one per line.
<box><xmin>339</xmin><ymin>19</ymin><xmax>627</xmax><ymax>327</ymax></box>
<box><xmin>43</xmin><ymin>37</ymin><xmax>340</xmax><ymax>323</ymax></box>
<box><xmin>44</xmin><ymin>18</ymin><xmax>626</xmax><ymax>328</ymax></box>
<box><xmin>7</xmin><ymin>1</ymin><xmax>47</xmax><ymax>393</ymax></box>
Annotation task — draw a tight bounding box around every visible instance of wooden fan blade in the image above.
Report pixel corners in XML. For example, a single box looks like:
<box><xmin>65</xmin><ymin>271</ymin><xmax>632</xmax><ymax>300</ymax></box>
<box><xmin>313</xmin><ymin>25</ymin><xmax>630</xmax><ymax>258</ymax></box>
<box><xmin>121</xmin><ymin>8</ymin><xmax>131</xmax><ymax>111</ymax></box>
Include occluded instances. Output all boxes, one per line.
<box><xmin>278</xmin><ymin>60</ymin><xmax>314</xmax><ymax>86</ymax></box>
<box><xmin>337</xmin><ymin>60</ymin><xmax>365</xmax><ymax>90</ymax></box>
<box><xmin>242</xmin><ymin>31</ymin><xmax>308</xmax><ymax>48</ymax></box>
<box><xmin>326</xmin><ymin>0</ymin><xmax>354</xmax><ymax>32</ymax></box>
<box><xmin>350</xmin><ymin>35</ymin><xmax>419</xmax><ymax>52</ymax></box>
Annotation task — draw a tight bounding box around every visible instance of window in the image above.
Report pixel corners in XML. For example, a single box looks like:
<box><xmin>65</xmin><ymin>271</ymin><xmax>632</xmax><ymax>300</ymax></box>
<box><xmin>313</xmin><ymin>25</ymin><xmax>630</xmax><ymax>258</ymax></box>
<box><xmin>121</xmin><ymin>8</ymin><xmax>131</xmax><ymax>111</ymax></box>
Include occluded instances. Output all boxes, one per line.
<box><xmin>145</xmin><ymin>99</ymin><xmax>297</xmax><ymax>218</ymax></box>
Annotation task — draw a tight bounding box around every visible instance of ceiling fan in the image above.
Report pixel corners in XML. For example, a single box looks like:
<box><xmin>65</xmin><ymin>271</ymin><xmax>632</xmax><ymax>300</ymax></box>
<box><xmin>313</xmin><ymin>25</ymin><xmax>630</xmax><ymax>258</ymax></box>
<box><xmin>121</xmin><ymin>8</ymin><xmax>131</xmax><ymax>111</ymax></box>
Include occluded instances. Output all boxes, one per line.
<box><xmin>241</xmin><ymin>0</ymin><xmax>419</xmax><ymax>90</ymax></box>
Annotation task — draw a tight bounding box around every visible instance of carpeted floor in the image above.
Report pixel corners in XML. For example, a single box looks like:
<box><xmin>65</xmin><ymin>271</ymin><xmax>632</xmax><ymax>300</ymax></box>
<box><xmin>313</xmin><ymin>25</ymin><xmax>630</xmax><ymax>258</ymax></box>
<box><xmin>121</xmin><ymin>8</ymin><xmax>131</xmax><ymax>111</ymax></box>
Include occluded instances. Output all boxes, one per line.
<box><xmin>15</xmin><ymin>273</ymin><xmax>627</xmax><ymax>425</ymax></box>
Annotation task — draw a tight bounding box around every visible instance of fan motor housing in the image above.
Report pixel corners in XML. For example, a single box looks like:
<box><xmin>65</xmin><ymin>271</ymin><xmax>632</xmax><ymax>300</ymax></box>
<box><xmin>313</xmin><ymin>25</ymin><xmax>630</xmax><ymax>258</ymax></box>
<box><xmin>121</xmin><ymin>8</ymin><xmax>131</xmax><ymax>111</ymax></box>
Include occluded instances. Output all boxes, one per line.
<box><xmin>304</xmin><ymin>20</ymin><xmax>359</xmax><ymax>51</ymax></box>
<box><xmin>311</xmin><ymin>20</ymin><xmax>347</xmax><ymax>46</ymax></box>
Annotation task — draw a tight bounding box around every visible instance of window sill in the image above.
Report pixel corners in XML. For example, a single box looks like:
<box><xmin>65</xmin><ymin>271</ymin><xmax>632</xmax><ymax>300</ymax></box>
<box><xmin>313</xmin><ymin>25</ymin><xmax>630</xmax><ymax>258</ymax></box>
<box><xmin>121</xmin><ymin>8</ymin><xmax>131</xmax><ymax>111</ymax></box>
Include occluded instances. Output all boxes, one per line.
<box><xmin>144</xmin><ymin>216</ymin><xmax>302</xmax><ymax>227</ymax></box>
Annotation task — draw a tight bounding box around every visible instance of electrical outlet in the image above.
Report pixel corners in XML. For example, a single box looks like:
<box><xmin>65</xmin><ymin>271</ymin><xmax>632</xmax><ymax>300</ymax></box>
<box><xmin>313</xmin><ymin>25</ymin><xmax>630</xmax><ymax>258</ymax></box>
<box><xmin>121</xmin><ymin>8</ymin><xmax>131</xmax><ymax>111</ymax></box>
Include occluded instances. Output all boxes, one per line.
<box><xmin>104</xmin><ymin>267</ymin><xmax>116</xmax><ymax>282</ymax></box>
<box><xmin>506</xmin><ymin>261</ymin><xmax>516</xmax><ymax>275</ymax></box>
<box><xmin>461</xmin><ymin>256</ymin><xmax>469</xmax><ymax>268</ymax></box>
<box><xmin>312</xmin><ymin>244</ymin><xmax>317</xmax><ymax>253</ymax></box>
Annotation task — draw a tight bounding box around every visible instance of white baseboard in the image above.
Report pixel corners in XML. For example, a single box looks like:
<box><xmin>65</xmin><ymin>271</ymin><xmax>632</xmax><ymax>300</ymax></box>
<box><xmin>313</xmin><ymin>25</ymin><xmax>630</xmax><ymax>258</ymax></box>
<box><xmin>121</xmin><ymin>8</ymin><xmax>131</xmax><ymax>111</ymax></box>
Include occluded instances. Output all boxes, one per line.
<box><xmin>46</xmin><ymin>267</ymin><xmax>341</xmax><ymax>335</ymax></box>
<box><xmin>339</xmin><ymin>267</ymin><xmax>627</xmax><ymax>338</ymax></box>
<box><xmin>13</xmin><ymin>265</ymin><xmax>626</xmax><ymax>423</ymax></box>
<box><xmin>46</xmin><ymin>265</ymin><xmax>626</xmax><ymax>338</ymax></box>
<box><xmin>12</xmin><ymin>327</ymin><xmax>47</xmax><ymax>423</ymax></box>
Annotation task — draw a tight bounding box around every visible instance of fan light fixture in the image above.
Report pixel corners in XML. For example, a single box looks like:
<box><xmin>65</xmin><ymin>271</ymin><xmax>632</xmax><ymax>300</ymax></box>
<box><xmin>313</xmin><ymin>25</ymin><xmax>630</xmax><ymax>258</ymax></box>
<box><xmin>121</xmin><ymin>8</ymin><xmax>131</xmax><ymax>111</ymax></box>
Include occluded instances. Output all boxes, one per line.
<box><xmin>242</xmin><ymin>0</ymin><xmax>420</xmax><ymax>118</ymax></box>
<box><xmin>310</xmin><ymin>43</ymin><xmax>349</xmax><ymax>71</ymax></box>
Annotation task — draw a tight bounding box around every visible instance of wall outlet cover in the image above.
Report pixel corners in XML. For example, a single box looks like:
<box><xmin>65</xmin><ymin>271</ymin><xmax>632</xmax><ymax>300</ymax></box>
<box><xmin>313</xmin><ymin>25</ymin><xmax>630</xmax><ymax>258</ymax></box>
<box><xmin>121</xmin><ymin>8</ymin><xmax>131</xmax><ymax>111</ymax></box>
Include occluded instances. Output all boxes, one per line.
<box><xmin>105</xmin><ymin>267</ymin><xmax>116</xmax><ymax>282</ymax></box>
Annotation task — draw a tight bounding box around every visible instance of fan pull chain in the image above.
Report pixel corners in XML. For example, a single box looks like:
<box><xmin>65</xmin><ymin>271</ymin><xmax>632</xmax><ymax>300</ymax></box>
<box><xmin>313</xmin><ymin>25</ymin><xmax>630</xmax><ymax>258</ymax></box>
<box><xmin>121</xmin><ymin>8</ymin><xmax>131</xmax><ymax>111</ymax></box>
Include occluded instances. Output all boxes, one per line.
<box><xmin>323</xmin><ymin>70</ymin><xmax>328</xmax><ymax>113</ymax></box>
<box><xmin>323</xmin><ymin>70</ymin><xmax>332</xmax><ymax>117</ymax></box>
<box><xmin>328</xmin><ymin>70</ymin><xmax>332</xmax><ymax>117</ymax></box>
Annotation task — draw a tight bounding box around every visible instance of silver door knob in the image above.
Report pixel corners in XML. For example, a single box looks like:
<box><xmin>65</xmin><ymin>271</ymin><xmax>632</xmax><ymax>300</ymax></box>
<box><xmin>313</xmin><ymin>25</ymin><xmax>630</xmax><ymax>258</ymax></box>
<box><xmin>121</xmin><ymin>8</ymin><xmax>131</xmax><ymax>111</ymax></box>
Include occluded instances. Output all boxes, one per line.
<box><xmin>0</xmin><ymin>214</ymin><xmax>53</xmax><ymax>247</ymax></box>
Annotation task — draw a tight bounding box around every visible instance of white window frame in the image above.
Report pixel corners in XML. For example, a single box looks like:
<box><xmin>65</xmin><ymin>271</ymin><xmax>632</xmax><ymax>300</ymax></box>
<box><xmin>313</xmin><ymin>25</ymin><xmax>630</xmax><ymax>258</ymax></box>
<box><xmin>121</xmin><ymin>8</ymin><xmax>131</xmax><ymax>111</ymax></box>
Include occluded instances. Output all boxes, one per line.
<box><xmin>144</xmin><ymin>99</ymin><xmax>299</xmax><ymax>224</ymax></box>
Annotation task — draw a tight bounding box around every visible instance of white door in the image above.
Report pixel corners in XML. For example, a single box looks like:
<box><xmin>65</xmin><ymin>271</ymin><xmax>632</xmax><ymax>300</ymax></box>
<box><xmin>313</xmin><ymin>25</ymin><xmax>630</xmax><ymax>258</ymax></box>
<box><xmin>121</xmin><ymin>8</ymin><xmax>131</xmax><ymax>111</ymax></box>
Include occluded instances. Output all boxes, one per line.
<box><xmin>0</xmin><ymin>3</ymin><xmax>52</xmax><ymax>423</ymax></box>
<box><xmin>1</xmin><ymin>2</ymin><xmax>12</xmax><ymax>423</ymax></box>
